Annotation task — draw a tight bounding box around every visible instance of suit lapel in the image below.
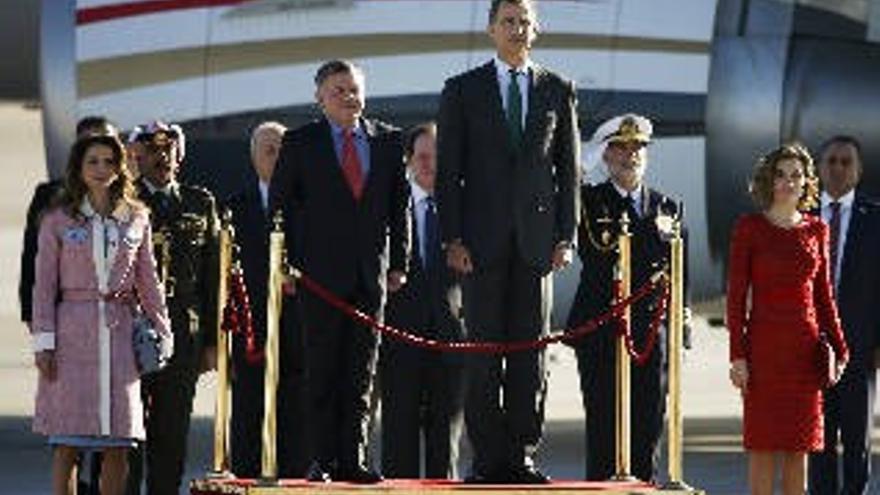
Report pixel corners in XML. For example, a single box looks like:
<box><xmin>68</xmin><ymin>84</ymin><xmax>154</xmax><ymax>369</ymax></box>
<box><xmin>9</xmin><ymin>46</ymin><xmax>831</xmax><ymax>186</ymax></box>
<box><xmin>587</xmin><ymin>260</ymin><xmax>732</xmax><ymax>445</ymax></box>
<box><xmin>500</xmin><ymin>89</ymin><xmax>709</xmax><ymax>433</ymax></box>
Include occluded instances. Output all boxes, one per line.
<box><xmin>316</xmin><ymin>118</ymin><xmax>339</xmax><ymax>166</ymax></box>
<box><xmin>361</xmin><ymin>117</ymin><xmax>377</xmax><ymax>199</ymax></box>
<box><xmin>410</xmin><ymin>202</ymin><xmax>424</xmax><ymax>269</ymax></box>
<box><xmin>839</xmin><ymin>198</ymin><xmax>866</xmax><ymax>286</ymax></box>
<box><xmin>640</xmin><ymin>187</ymin><xmax>653</xmax><ymax>220</ymax></box>
<box><xmin>478</xmin><ymin>61</ymin><xmax>515</xmax><ymax>153</ymax></box>
<box><xmin>523</xmin><ymin>65</ymin><xmax>546</xmax><ymax>150</ymax></box>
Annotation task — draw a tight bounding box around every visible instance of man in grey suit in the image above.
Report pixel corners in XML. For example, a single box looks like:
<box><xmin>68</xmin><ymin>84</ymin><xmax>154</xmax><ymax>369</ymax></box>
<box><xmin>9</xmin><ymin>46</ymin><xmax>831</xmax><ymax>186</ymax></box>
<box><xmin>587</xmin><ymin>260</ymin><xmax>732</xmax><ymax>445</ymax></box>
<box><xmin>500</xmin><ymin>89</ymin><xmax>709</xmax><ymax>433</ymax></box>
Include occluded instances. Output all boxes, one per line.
<box><xmin>436</xmin><ymin>0</ymin><xmax>580</xmax><ymax>484</ymax></box>
<box><xmin>809</xmin><ymin>136</ymin><xmax>880</xmax><ymax>495</ymax></box>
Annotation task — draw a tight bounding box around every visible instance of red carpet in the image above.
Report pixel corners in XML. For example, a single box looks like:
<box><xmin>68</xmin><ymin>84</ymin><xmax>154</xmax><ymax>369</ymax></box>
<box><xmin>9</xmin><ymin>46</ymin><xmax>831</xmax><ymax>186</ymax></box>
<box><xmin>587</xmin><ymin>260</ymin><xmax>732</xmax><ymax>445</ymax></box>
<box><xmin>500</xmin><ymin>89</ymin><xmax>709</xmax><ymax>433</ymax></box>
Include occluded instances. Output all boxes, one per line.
<box><xmin>190</xmin><ymin>477</ymin><xmax>704</xmax><ymax>494</ymax></box>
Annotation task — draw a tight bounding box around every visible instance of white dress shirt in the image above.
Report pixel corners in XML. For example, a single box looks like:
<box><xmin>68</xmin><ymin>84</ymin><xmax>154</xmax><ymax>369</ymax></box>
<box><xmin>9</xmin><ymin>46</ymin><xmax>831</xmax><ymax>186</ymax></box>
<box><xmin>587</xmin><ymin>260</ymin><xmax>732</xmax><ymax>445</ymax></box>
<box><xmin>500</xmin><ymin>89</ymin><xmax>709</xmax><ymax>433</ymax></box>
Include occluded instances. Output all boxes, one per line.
<box><xmin>612</xmin><ymin>181</ymin><xmax>643</xmax><ymax>218</ymax></box>
<box><xmin>494</xmin><ymin>56</ymin><xmax>532</xmax><ymax>130</ymax></box>
<box><xmin>410</xmin><ymin>181</ymin><xmax>432</xmax><ymax>264</ymax></box>
<box><xmin>820</xmin><ymin>189</ymin><xmax>855</xmax><ymax>287</ymax></box>
<box><xmin>258</xmin><ymin>180</ymin><xmax>270</xmax><ymax>212</ymax></box>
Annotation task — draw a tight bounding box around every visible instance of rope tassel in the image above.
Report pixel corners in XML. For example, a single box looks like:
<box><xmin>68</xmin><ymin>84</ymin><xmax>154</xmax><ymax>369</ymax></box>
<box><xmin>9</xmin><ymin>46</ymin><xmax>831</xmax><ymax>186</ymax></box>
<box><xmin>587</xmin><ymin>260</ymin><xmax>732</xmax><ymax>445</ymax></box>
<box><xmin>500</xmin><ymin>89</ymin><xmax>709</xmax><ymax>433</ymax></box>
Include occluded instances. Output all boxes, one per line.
<box><xmin>221</xmin><ymin>266</ymin><xmax>263</xmax><ymax>364</ymax></box>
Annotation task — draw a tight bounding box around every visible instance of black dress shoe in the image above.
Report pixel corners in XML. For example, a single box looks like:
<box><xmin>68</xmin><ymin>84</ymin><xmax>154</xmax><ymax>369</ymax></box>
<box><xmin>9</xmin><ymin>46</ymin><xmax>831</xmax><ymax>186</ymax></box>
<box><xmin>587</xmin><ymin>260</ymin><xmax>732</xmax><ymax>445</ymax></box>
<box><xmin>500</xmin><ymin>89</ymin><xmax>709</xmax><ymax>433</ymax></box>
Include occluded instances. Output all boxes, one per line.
<box><xmin>464</xmin><ymin>467</ymin><xmax>508</xmax><ymax>484</ymax></box>
<box><xmin>305</xmin><ymin>461</ymin><xmax>333</xmax><ymax>483</ymax></box>
<box><xmin>508</xmin><ymin>464</ymin><xmax>551</xmax><ymax>484</ymax></box>
<box><xmin>336</xmin><ymin>465</ymin><xmax>382</xmax><ymax>484</ymax></box>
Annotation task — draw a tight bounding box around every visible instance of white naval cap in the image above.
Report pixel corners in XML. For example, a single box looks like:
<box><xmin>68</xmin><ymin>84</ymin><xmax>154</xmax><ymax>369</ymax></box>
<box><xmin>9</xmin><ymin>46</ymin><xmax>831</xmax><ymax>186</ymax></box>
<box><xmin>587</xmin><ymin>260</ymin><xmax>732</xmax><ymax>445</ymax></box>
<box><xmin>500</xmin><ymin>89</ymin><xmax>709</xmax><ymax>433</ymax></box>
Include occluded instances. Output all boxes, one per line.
<box><xmin>581</xmin><ymin>113</ymin><xmax>654</xmax><ymax>182</ymax></box>
<box><xmin>136</xmin><ymin>120</ymin><xmax>186</xmax><ymax>162</ymax></box>
<box><xmin>592</xmin><ymin>113</ymin><xmax>653</xmax><ymax>144</ymax></box>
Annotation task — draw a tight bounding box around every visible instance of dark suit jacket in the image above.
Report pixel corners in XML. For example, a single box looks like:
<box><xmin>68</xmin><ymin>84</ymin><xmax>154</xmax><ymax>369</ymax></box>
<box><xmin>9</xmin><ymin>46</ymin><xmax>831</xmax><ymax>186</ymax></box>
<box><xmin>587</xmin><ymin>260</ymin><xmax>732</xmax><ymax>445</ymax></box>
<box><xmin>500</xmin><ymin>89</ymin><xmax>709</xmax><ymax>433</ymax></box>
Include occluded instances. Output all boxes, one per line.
<box><xmin>269</xmin><ymin>117</ymin><xmax>410</xmax><ymax>310</ymax></box>
<box><xmin>384</xmin><ymin>200</ymin><xmax>464</xmax><ymax>344</ymax></box>
<box><xmin>568</xmin><ymin>181</ymin><xmax>683</xmax><ymax>362</ymax></box>
<box><xmin>828</xmin><ymin>193</ymin><xmax>880</xmax><ymax>373</ymax></box>
<box><xmin>19</xmin><ymin>179</ymin><xmax>64</xmax><ymax>323</ymax></box>
<box><xmin>224</xmin><ymin>177</ymin><xmax>271</xmax><ymax>351</ymax></box>
<box><xmin>436</xmin><ymin>61</ymin><xmax>579</xmax><ymax>271</ymax></box>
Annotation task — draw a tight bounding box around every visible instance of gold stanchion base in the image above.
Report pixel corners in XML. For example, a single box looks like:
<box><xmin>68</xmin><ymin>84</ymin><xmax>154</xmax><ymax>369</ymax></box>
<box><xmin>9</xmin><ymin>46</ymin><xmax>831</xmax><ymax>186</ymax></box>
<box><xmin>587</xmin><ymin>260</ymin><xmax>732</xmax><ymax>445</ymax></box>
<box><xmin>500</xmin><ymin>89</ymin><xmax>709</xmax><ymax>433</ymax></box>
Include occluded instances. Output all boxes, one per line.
<box><xmin>661</xmin><ymin>480</ymin><xmax>693</xmax><ymax>491</ymax></box>
<box><xmin>256</xmin><ymin>477</ymin><xmax>280</xmax><ymax>487</ymax></box>
<box><xmin>205</xmin><ymin>470</ymin><xmax>234</xmax><ymax>480</ymax></box>
<box><xmin>190</xmin><ymin>478</ymin><xmax>706</xmax><ymax>494</ymax></box>
<box><xmin>610</xmin><ymin>474</ymin><xmax>639</xmax><ymax>482</ymax></box>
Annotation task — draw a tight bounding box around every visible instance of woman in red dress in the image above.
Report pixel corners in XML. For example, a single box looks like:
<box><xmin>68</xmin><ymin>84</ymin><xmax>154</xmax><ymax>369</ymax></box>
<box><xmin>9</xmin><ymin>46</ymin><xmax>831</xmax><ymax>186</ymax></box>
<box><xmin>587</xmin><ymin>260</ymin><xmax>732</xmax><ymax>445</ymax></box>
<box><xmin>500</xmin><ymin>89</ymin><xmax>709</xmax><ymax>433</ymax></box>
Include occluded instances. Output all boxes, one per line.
<box><xmin>727</xmin><ymin>143</ymin><xmax>849</xmax><ymax>495</ymax></box>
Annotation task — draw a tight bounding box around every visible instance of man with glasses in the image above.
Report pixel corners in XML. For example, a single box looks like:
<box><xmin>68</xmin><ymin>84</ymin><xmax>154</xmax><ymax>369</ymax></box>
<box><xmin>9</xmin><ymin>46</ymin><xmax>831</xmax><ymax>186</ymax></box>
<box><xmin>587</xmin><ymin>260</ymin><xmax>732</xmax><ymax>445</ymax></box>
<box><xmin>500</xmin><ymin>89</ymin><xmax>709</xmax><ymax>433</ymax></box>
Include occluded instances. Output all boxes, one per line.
<box><xmin>436</xmin><ymin>0</ymin><xmax>579</xmax><ymax>484</ymax></box>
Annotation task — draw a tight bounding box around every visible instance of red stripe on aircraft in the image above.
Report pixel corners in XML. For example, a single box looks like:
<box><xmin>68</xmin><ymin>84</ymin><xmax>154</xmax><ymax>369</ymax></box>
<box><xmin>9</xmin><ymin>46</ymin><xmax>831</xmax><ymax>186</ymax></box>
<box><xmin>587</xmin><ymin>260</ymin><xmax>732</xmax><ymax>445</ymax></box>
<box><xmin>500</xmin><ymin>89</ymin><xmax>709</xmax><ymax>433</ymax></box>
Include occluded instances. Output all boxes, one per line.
<box><xmin>75</xmin><ymin>0</ymin><xmax>549</xmax><ymax>26</ymax></box>
<box><xmin>77</xmin><ymin>0</ymin><xmax>250</xmax><ymax>25</ymax></box>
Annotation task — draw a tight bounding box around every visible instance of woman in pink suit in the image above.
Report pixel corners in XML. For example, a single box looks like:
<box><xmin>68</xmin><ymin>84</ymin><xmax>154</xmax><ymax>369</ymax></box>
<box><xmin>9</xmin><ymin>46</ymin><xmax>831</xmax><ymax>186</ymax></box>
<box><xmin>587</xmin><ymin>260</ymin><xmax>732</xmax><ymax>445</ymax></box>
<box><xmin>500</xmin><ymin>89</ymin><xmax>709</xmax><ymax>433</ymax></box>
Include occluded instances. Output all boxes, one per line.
<box><xmin>31</xmin><ymin>132</ymin><xmax>171</xmax><ymax>495</ymax></box>
<box><xmin>727</xmin><ymin>143</ymin><xmax>849</xmax><ymax>495</ymax></box>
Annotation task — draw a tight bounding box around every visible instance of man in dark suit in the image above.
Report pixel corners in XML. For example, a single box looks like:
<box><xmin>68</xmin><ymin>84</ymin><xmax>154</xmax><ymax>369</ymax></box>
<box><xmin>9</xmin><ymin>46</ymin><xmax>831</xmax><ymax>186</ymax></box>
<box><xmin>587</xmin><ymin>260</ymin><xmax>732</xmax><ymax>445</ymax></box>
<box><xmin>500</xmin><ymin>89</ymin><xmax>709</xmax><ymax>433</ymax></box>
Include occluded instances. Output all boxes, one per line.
<box><xmin>270</xmin><ymin>59</ymin><xmax>410</xmax><ymax>483</ymax></box>
<box><xmin>566</xmin><ymin>114</ymin><xmax>683</xmax><ymax>482</ymax></box>
<box><xmin>809</xmin><ymin>135</ymin><xmax>880</xmax><ymax>495</ymax></box>
<box><xmin>127</xmin><ymin>121</ymin><xmax>220</xmax><ymax>495</ymax></box>
<box><xmin>436</xmin><ymin>0</ymin><xmax>579</xmax><ymax>484</ymax></box>
<box><xmin>224</xmin><ymin>121</ymin><xmax>309</xmax><ymax>478</ymax></box>
<box><xmin>379</xmin><ymin>122</ymin><xmax>466</xmax><ymax>479</ymax></box>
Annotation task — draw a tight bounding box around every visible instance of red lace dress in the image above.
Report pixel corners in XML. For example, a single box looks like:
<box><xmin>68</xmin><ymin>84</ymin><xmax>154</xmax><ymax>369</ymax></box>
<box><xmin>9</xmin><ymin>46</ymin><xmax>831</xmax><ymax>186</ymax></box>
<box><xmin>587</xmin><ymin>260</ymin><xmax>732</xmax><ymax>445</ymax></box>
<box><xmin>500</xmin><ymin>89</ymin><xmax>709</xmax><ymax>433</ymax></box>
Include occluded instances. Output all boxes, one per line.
<box><xmin>726</xmin><ymin>213</ymin><xmax>848</xmax><ymax>451</ymax></box>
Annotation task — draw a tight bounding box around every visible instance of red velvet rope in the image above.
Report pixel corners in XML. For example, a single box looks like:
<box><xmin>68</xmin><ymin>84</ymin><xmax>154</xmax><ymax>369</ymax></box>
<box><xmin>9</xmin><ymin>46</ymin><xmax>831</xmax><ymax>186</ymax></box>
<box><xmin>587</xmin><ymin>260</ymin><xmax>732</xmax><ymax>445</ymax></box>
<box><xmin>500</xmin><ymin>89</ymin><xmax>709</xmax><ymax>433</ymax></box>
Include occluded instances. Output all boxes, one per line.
<box><xmin>221</xmin><ymin>266</ymin><xmax>264</xmax><ymax>364</ymax></box>
<box><xmin>293</xmin><ymin>269</ymin><xmax>668</xmax><ymax>357</ymax></box>
<box><xmin>614</xmin><ymin>277</ymin><xmax>669</xmax><ymax>365</ymax></box>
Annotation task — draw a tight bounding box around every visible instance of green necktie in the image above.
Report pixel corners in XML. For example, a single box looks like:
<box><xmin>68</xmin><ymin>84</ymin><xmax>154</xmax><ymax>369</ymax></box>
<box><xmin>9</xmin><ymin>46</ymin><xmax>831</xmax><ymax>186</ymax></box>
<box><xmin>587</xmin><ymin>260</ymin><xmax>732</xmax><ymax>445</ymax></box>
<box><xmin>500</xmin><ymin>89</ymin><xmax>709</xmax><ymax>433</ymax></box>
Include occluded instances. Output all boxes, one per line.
<box><xmin>506</xmin><ymin>69</ymin><xmax>524</xmax><ymax>148</ymax></box>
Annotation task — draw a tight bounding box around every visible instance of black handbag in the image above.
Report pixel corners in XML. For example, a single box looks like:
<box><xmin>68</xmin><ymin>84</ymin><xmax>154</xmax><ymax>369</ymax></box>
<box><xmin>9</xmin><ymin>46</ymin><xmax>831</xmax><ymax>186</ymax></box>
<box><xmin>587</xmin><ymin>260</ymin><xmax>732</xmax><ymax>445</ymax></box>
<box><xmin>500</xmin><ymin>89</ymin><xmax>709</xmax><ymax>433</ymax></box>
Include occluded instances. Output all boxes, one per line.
<box><xmin>132</xmin><ymin>306</ymin><xmax>173</xmax><ymax>376</ymax></box>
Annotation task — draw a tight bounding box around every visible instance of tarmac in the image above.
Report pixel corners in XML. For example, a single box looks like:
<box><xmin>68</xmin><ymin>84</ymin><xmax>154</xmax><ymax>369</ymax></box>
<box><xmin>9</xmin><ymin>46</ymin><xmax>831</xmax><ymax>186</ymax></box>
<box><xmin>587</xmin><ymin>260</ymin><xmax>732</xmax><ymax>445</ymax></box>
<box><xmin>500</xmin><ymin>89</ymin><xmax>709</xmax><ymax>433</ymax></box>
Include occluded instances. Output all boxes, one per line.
<box><xmin>1</xmin><ymin>102</ymin><xmax>879</xmax><ymax>494</ymax></box>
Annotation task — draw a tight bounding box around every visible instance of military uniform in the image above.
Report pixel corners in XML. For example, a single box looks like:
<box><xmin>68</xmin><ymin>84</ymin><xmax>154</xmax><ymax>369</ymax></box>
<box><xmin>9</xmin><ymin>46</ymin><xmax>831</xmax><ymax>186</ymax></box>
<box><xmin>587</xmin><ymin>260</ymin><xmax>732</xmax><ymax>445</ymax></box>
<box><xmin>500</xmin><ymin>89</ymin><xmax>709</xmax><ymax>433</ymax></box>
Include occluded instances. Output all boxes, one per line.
<box><xmin>127</xmin><ymin>177</ymin><xmax>219</xmax><ymax>495</ymax></box>
<box><xmin>566</xmin><ymin>114</ymin><xmax>686</xmax><ymax>482</ymax></box>
<box><xmin>567</xmin><ymin>180</ymin><xmax>682</xmax><ymax>481</ymax></box>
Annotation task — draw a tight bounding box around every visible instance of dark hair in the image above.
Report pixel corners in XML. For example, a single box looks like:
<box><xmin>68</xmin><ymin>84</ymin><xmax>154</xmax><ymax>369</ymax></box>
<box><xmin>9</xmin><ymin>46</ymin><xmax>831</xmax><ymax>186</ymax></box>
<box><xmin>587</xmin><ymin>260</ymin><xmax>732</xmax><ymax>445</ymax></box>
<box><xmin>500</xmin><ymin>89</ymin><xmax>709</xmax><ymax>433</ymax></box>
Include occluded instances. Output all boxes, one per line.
<box><xmin>749</xmin><ymin>142</ymin><xmax>820</xmax><ymax>211</ymax></box>
<box><xmin>314</xmin><ymin>59</ymin><xmax>363</xmax><ymax>87</ymax></box>
<box><xmin>62</xmin><ymin>133</ymin><xmax>138</xmax><ymax>217</ymax></box>
<box><xmin>404</xmin><ymin>122</ymin><xmax>437</xmax><ymax>160</ymax></box>
<box><xmin>819</xmin><ymin>135</ymin><xmax>862</xmax><ymax>161</ymax></box>
<box><xmin>76</xmin><ymin>115</ymin><xmax>117</xmax><ymax>138</ymax></box>
<box><xmin>488</xmin><ymin>0</ymin><xmax>534</xmax><ymax>24</ymax></box>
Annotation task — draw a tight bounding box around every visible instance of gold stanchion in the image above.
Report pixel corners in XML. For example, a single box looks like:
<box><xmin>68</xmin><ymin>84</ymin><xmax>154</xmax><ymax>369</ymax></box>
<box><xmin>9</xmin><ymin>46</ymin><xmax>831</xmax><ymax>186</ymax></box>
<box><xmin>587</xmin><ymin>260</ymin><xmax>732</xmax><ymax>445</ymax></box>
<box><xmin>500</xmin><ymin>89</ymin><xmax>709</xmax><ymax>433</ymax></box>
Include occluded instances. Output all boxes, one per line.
<box><xmin>260</xmin><ymin>212</ymin><xmax>284</xmax><ymax>482</ymax></box>
<box><xmin>153</xmin><ymin>229</ymin><xmax>175</xmax><ymax>298</ymax></box>
<box><xmin>209</xmin><ymin>211</ymin><xmax>234</xmax><ymax>477</ymax></box>
<box><xmin>612</xmin><ymin>212</ymin><xmax>635</xmax><ymax>481</ymax></box>
<box><xmin>663</xmin><ymin>220</ymin><xmax>691</xmax><ymax>490</ymax></box>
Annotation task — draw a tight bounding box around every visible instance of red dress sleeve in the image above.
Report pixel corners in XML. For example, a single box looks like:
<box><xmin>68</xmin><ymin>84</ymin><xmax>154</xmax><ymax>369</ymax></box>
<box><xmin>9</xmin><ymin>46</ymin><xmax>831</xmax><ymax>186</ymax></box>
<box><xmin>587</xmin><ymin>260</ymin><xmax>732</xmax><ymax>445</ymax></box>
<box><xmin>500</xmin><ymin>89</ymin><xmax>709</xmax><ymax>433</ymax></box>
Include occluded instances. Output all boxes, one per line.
<box><xmin>726</xmin><ymin>215</ymin><xmax>752</xmax><ymax>362</ymax></box>
<box><xmin>812</xmin><ymin>220</ymin><xmax>849</xmax><ymax>363</ymax></box>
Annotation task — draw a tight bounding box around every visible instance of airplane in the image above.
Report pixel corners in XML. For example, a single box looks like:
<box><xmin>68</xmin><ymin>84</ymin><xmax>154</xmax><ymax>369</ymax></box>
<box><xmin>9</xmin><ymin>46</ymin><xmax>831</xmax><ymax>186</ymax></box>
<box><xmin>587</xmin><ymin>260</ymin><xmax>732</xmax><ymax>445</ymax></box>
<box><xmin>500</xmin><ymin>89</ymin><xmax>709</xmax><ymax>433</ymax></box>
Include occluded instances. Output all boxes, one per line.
<box><xmin>33</xmin><ymin>0</ymin><xmax>880</xmax><ymax>323</ymax></box>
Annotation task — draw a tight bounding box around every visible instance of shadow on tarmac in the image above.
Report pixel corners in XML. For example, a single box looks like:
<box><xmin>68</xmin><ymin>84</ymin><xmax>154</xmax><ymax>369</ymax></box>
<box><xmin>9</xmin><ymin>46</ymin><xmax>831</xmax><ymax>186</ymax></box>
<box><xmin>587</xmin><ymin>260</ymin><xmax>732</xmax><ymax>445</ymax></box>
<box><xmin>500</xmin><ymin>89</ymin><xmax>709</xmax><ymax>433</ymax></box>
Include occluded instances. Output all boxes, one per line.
<box><xmin>5</xmin><ymin>415</ymin><xmax>880</xmax><ymax>494</ymax></box>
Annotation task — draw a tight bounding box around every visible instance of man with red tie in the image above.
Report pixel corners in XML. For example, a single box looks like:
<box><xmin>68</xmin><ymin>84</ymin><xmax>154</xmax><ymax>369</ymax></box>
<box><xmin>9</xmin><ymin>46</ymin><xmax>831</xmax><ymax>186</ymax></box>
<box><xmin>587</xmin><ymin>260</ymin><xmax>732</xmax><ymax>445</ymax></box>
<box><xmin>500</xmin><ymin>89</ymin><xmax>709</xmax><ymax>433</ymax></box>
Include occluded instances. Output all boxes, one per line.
<box><xmin>269</xmin><ymin>59</ymin><xmax>410</xmax><ymax>483</ymax></box>
<box><xmin>808</xmin><ymin>136</ymin><xmax>880</xmax><ymax>495</ymax></box>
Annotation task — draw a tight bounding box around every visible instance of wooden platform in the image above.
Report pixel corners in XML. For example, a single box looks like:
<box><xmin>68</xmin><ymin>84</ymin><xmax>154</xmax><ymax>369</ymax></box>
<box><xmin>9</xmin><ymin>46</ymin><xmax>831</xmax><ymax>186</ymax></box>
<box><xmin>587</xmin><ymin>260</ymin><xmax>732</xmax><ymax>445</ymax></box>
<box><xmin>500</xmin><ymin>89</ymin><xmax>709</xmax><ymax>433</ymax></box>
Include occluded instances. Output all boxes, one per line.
<box><xmin>191</xmin><ymin>478</ymin><xmax>705</xmax><ymax>494</ymax></box>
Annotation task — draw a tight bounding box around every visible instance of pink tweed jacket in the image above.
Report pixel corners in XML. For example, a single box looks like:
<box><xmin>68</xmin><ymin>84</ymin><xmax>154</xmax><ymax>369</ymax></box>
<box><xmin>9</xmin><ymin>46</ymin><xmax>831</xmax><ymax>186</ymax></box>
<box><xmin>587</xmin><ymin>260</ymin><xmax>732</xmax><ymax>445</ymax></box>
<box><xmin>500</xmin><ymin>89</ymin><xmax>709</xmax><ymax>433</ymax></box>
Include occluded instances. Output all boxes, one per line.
<box><xmin>31</xmin><ymin>201</ymin><xmax>171</xmax><ymax>439</ymax></box>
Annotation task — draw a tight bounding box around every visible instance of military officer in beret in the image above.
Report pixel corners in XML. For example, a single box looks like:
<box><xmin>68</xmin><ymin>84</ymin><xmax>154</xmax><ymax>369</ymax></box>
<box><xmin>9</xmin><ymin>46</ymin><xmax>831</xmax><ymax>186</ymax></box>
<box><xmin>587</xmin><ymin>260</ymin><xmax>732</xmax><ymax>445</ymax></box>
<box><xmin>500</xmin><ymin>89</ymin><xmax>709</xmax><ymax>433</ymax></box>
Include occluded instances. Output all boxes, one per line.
<box><xmin>126</xmin><ymin>120</ymin><xmax>220</xmax><ymax>495</ymax></box>
<box><xmin>566</xmin><ymin>113</ymin><xmax>686</xmax><ymax>482</ymax></box>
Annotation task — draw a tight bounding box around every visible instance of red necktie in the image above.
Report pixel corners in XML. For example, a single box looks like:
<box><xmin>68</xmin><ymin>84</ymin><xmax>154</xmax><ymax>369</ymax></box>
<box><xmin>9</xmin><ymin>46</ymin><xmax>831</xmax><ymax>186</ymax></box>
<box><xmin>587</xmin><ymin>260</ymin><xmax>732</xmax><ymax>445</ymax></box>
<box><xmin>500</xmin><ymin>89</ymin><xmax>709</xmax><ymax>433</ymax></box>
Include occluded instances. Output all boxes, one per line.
<box><xmin>341</xmin><ymin>128</ymin><xmax>364</xmax><ymax>200</ymax></box>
